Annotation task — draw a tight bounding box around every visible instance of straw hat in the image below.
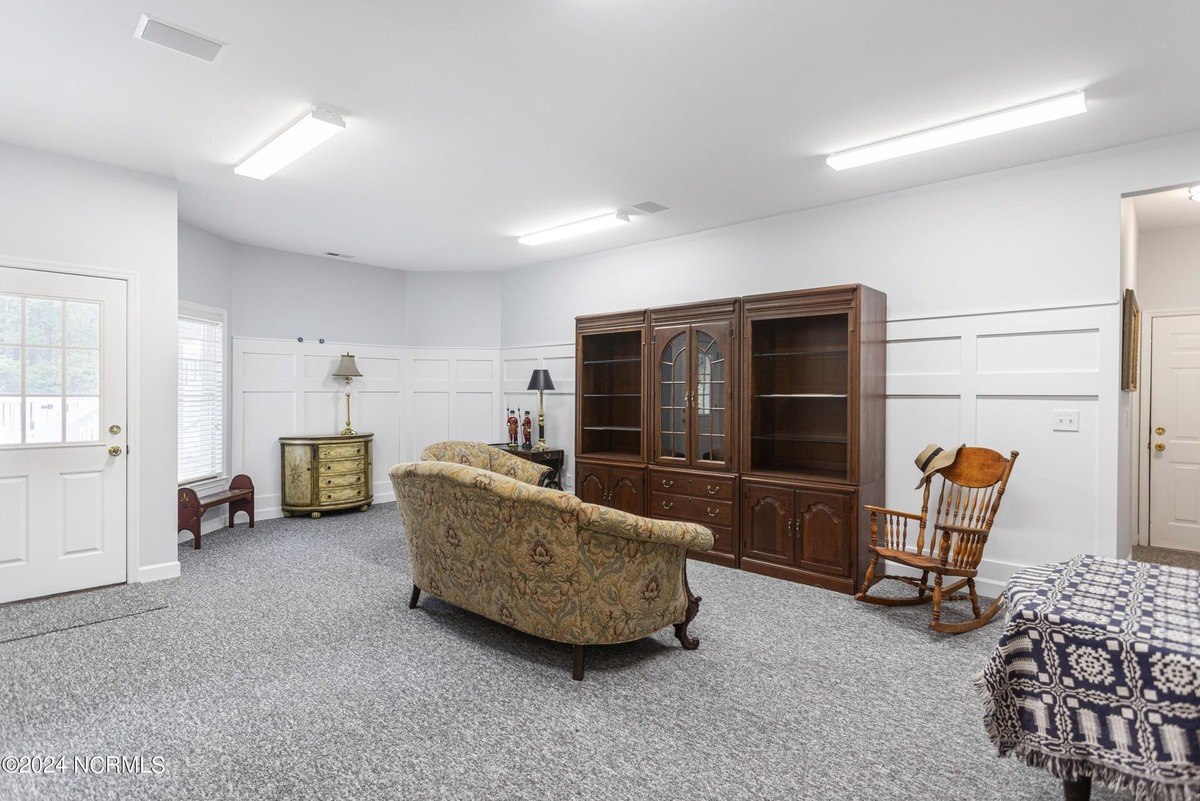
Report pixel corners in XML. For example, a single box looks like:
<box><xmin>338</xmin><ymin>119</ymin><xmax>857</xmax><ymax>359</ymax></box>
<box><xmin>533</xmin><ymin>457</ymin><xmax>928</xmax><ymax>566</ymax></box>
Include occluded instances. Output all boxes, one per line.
<box><xmin>914</xmin><ymin>443</ymin><xmax>963</xmax><ymax>489</ymax></box>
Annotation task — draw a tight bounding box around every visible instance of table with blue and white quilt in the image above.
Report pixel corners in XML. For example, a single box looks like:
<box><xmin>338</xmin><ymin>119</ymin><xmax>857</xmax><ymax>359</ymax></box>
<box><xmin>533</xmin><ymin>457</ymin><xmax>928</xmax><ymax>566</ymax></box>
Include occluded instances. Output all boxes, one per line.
<box><xmin>978</xmin><ymin>555</ymin><xmax>1200</xmax><ymax>800</ymax></box>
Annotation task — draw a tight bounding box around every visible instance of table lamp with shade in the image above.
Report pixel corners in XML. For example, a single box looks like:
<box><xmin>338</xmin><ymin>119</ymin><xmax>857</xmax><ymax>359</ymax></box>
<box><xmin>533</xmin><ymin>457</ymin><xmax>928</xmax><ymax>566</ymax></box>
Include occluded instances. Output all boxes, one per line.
<box><xmin>332</xmin><ymin>353</ymin><xmax>363</xmax><ymax>435</ymax></box>
<box><xmin>526</xmin><ymin>369</ymin><xmax>555</xmax><ymax>451</ymax></box>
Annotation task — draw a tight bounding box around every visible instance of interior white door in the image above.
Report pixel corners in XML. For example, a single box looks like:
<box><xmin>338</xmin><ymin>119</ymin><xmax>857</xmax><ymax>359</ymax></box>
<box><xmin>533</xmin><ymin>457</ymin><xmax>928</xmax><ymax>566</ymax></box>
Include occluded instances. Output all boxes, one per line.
<box><xmin>1149</xmin><ymin>313</ymin><xmax>1200</xmax><ymax>552</ymax></box>
<box><xmin>0</xmin><ymin>266</ymin><xmax>127</xmax><ymax>603</ymax></box>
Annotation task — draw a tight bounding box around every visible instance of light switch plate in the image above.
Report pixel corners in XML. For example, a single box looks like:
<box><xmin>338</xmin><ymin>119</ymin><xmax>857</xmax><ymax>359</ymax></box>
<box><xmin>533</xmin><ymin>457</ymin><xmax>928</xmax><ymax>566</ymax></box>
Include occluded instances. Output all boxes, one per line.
<box><xmin>1052</xmin><ymin>409</ymin><xmax>1080</xmax><ymax>432</ymax></box>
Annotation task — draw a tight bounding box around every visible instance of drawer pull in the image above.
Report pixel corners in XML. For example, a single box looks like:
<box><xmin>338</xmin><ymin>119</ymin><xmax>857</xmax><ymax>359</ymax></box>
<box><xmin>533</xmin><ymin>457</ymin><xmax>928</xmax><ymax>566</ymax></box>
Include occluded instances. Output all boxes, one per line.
<box><xmin>661</xmin><ymin>500</ymin><xmax>674</xmax><ymax>510</ymax></box>
<box><xmin>706</xmin><ymin>507</ymin><xmax>719</xmax><ymax>517</ymax></box>
<box><xmin>661</xmin><ymin>479</ymin><xmax>674</xmax><ymax>489</ymax></box>
<box><xmin>706</xmin><ymin>485</ymin><xmax>719</xmax><ymax>495</ymax></box>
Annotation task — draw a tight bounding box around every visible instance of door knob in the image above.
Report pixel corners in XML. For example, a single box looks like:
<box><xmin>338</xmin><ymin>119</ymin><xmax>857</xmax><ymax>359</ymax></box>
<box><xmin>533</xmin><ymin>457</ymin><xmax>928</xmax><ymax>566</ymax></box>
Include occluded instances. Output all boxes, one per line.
<box><xmin>1156</xmin><ymin>427</ymin><xmax>1166</xmax><ymax>435</ymax></box>
<box><xmin>1155</xmin><ymin>443</ymin><xmax>1166</xmax><ymax>452</ymax></box>
<box><xmin>108</xmin><ymin>424</ymin><xmax>122</xmax><ymax>435</ymax></box>
<box><xmin>108</xmin><ymin>445</ymin><xmax>123</xmax><ymax>456</ymax></box>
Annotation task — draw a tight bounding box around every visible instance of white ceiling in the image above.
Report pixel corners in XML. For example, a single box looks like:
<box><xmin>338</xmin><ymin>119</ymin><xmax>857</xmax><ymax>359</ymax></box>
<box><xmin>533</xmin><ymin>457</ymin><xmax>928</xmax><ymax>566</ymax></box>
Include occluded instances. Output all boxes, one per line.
<box><xmin>3</xmin><ymin>1</ymin><xmax>1200</xmax><ymax>271</ymax></box>
<box><xmin>1132</xmin><ymin>186</ymin><xmax>1200</xmax><ymax>232</ymax></box>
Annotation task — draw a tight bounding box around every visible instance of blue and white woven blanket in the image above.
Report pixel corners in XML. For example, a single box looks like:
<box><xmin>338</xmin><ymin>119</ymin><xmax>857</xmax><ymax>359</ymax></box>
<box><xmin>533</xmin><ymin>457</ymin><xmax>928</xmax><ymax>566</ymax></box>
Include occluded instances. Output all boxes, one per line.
<box><xmin>977</xmin><ymin>555</ymin><xmax>1200</xmax><ymax>800</ymax></box>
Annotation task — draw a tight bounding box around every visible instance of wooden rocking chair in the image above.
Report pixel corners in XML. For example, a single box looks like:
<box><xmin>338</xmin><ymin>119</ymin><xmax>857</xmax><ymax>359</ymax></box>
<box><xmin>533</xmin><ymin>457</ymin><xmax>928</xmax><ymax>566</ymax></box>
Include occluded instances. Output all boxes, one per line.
<box><xmin>855</xmin><ymin>447</ymin><xmax>1018</xmax><ymax>633</ymax></box>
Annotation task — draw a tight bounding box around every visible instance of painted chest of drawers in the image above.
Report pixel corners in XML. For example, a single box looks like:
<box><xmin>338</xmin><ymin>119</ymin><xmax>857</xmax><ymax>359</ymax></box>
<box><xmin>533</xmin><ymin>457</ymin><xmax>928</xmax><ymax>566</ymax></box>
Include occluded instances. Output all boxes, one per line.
<box><xmin>279</xmin><ymin>433</ymin><xmax>373</xmax><ymax>518</ymax></box>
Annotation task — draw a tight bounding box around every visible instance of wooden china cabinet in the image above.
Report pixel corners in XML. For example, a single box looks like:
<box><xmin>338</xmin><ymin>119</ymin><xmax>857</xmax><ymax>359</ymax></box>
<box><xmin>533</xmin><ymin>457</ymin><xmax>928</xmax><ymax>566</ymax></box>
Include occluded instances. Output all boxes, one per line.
<box><xmin>574</xmin><ymin>310</ymin><xmax>648</xmax><ymax>516</ymax></box>
<box><xmin>575</xmin><ymin>284</ymin><xmax>885</xmax><ymax>594</ymax></box>
<box><xmin>647</xmin><ymin>299</ymin><xmax>739</xmax><ymax>566</ymax></box>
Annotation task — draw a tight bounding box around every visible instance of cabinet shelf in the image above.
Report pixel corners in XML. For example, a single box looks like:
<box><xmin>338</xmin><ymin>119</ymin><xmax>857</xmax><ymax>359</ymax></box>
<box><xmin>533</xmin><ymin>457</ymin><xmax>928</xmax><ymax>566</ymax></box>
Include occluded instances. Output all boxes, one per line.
<box><xmin>754</xmin><ymin>393</ymin><xmax>847</xmax><ymax>399</ymax></box>
<box><xmin>583</xmin><ymin>425</ymin><xmax>641</xmax><ymax>432</ymax></box>
<box><xmin>752</xmin><ymin>348</ymin><xmax>847</xmax><ymax>358</ymax></box>
<box><xmin>583</xmin><ymin>358</ymin><xmax>641</xmax><ymax>365</ymax></box>
<box><xmin>582</xmin><ymin>393</ymin><xmax>641</xmax><ymax>398</ymax></box>
<box><xmin>751</xmin><ymin>434</ymin><xmax>848</xmax><ymax>444</ymax></box>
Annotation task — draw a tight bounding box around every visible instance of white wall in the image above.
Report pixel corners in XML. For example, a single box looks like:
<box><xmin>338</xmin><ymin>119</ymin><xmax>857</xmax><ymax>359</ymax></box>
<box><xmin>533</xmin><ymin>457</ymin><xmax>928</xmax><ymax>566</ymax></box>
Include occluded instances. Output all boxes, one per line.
<box><xmin>1117</xmin><ymin>199</ymin><xmax>1140</xmax><ymax>556</ymax></box>
<box><xmin>0</xmin><ymin>142</ymin><xmax>179</xmax><ymax>576</ymax></box>
<box><xmin>405</xmin><ymin>271</ymin><xmax>503</xmax><ymax>348</ymax></box>
<box><xmin>230</xmin><ymin>244</ymin><xmax>409</xmax><ymax>346</ymax></box>
<box><xmin>1139</xmin><ymin>226</ymin><xmax>1200</xmax><ymax>312</ymax></box>
<box><xmin>178</xmin><ymin>223</ymin><xmax>236</xmax><ymax>320</ymax></box>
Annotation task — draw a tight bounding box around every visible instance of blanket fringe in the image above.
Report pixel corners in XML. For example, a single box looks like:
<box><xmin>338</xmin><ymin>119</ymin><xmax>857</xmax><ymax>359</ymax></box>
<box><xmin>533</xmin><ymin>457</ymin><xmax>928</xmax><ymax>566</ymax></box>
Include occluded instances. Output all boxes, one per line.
<box><xmin>973</xmin><ymin>670</ymin><xmax>1200</xmax><ymax>801</ymax></box>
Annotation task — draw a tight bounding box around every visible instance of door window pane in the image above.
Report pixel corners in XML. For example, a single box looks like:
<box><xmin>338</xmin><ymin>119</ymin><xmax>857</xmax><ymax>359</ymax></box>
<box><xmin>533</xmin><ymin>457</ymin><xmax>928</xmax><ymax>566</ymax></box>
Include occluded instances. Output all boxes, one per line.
<box><xmin>26</xmin><ymin>397</ymin><xmax>62</xmax><ymax>444</ymax></box>
<box><xmin>25</xmin><ymin>347</ymin><xmax>62</xmax><ymax>394</ymax></box>
<box><xmin>0</xmin><ymin>398</ymin><xmax>19</xmax><ymax>444</ymax></box>
<box><xmin>0</xmin><ymin>296</ymin><xmax>20</xmax><ymax>344</ymax></box>
<box><xmin>0</xmin><ymin>292</ymin><xmax>103</xmax><ymax>445</ymax></box>
<box><xmin>0</xmin><ymin>347</ymin><xmax>18</xmax><ymax>394</ymax></box>
<box><xmin>25</xmin><ymin>299</ymin><xmax>62</xmax><ymax>346</ymax></box>
<box><xmin>66</xmin><ymin>397</ymin><xmax>99</xmax><ymax>442</ymax></box>
<box><xmin>65</xmin><ymin>349</ymin><xmax>99</xmax><ymax>395</ymax></box>
<box><xmin>65</xmin><ymin>302</ymin><xmax>100</xmax><ymax>347</ymax></box>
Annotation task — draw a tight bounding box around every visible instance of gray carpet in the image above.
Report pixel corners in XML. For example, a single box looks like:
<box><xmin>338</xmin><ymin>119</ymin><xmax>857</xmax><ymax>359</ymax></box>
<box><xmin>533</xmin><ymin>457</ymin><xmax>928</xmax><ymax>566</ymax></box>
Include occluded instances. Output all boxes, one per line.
<box><xmin>1134</xmin><ymin>544</ymin><xmax>1200</xmax><ymax>571</ymax></box>
<box><xmin>0</xmin><ymin>504</ymin><xmax>1127</xmax><ymax>801</ymax></box>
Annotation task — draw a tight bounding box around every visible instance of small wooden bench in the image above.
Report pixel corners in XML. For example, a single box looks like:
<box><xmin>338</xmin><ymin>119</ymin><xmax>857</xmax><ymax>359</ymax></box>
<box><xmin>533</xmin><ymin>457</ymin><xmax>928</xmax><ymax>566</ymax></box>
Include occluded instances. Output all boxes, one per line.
<box><xmin>178</xmin><ymin>474</ymin><xmax>255</xmax><ymax>550</ymax></box>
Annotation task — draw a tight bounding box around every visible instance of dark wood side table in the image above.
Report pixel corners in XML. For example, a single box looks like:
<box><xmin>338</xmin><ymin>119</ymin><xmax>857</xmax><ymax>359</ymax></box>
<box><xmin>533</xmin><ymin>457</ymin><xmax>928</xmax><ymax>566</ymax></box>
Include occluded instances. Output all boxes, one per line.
<box><xmin>488</xmin><ymin>444</ymin><xmax>566</xmax><ymax>490</ymax></box>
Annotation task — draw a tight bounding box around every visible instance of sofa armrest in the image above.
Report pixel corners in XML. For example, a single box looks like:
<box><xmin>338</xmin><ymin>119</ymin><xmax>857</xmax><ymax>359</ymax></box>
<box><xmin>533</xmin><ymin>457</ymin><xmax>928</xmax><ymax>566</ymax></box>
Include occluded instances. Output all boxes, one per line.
<box><xmin>578</xmin><ymin>504</ymin><xmax>714</xmax><ymax>550</ymax></box>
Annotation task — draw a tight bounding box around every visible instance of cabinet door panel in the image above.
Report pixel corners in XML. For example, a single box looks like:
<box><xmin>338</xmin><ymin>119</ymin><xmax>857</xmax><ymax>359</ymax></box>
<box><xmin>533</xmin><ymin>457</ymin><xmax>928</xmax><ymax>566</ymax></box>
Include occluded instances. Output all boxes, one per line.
<box><xmin>652</xmin><ymin>325</ymin><xmax>691</xmax><ymax>465</ymax></box>
<box><xmin>608</xmin><ymin>466</ymin><xmax>646</xmax><ymax>515</ymax></box>
<box><xmin>741</xmin><ymin>482</ymin><xmax>793</xmax><ymax>564</ymax></box>
<box><xmin>575</xmin><ymin>461</ymin><xmax>609</xmax><ymax>506</ymax></box>
<box><xmin>692</xmin><ymin>321</ymin><xmax>734</xmax><ymax>471</ymax></box>
<box><xmin>795</xmin><ymin>490</ymin><xmax>852</xmax><ymax>576</ymax></box>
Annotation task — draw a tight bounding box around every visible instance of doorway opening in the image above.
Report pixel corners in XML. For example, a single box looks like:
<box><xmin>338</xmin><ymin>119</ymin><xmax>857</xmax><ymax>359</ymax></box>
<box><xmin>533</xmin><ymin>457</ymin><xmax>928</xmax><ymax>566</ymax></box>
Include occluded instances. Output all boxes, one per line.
<box><xmin>1122</xmin><ymin>183</ymin><xmax>1200</xmax><ymax>566</ymax></box>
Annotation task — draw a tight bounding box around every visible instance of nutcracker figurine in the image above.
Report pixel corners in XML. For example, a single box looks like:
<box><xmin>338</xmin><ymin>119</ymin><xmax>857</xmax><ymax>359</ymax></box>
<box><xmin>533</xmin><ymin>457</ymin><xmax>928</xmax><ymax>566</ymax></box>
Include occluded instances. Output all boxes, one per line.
<box><xmin>521</xmin><ymin>410</ymin><xmax>533</xmax><ymax>449</ymax></box>
<box><xmin>506</xmin><ymin>409</ymin><xmax>519</xmax><ymax>447</ymax></box>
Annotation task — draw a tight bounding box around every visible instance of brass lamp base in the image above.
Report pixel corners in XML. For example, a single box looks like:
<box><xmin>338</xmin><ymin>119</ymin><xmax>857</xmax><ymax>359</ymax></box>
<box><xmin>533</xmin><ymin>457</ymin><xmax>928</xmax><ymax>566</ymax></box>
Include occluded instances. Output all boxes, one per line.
<box><xmin>340</xmin><ymin>426</ymin><xmax>357</xmax><ymax>436</ymax></box>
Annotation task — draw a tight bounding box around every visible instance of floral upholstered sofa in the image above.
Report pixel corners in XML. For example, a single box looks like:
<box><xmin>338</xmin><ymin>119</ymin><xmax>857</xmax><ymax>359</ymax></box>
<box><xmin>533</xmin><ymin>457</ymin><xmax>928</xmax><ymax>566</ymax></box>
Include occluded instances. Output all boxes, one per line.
<box><xmin>419</xmin><ymin>440</ymin><xmax>552</xmax><ymax>486</ymax></box>
<box><xmin>391</xmin><ymin>443</ymin><xmax>714</xmax><ymax>680</ymax></box>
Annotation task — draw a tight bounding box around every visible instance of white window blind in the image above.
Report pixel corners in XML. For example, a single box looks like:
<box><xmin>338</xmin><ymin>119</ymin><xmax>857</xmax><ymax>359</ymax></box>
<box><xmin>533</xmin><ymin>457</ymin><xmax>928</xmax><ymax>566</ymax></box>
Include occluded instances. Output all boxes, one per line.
<box><xmin>178</xmin><ymin>313</ymin><xmax>224</xmax><ymax>484</ymax></box>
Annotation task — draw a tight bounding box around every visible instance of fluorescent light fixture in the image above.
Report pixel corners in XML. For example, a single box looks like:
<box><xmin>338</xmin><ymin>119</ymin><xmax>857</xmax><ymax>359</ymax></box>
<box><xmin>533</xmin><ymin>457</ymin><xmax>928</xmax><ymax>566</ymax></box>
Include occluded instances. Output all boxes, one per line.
<box><xmin>234</xmin><ymin>108</ymin><xmax>345</xmax><ymax>180</ymax></box>
<box><xmin>826</xmin><ymin>91</ymin><xmax>1088</xmax><ymax>171</ymax></box>
<box><xmin>518</xmin><ymin>211</ymin><xmax>630</xmax><ymax>245</ymax></box>
<box><xmin>1189</xmin><ymin>186</ymin><xmax>1200</xmax><ymax>203</ymax></box>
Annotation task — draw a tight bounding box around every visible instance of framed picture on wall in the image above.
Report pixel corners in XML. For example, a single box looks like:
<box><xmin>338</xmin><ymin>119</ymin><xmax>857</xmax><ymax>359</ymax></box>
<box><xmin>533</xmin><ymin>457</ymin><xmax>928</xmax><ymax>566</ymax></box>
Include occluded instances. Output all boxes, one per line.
<box><xmin>1121</xmin><ymin>288</ymin><xmax>1140</xmax><ymax>391</ymax></box>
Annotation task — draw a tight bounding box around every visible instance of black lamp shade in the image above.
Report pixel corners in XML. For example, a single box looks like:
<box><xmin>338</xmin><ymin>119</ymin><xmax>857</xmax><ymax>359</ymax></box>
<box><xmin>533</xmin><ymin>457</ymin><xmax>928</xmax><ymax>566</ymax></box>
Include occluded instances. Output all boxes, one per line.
<box><xmin>526</xmin><ymin>369</ymin><xmax>555</xmax><ymax>391</ymax></box>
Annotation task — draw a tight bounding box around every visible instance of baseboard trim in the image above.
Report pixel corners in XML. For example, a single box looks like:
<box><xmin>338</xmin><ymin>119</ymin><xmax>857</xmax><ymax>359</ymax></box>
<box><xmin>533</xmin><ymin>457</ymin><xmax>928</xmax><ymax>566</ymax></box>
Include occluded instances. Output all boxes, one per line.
<box><xmin>136</xmin><ymin>560</ymin><xmax>180</xmax><ymax>583</ymax></box>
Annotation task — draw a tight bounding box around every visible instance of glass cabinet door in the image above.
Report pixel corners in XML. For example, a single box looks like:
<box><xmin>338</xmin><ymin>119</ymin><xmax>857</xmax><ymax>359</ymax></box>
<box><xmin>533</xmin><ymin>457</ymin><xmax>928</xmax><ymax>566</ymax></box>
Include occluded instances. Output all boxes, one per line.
<box><xmin>655</xmin><ymin>327</ymin><xmax>689</xmax><ymax>462</ymax></box>
<box><xmin>693</xmin><ymin>328</ymin><xmax>728</xmax><ymax>467</ymax></box>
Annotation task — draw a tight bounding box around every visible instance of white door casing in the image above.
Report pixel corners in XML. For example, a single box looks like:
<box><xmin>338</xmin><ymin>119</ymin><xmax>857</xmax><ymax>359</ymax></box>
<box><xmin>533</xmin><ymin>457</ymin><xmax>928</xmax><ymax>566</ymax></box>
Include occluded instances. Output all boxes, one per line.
<box><xmin>0</xmin><ymin>266</ymin><xmax>127</xmax><ymax>603</ymax></box>
<box><xmin>1149</xmin><ymin>313</ymin><xmax>1200</xmax><ymax>552</ymax></box>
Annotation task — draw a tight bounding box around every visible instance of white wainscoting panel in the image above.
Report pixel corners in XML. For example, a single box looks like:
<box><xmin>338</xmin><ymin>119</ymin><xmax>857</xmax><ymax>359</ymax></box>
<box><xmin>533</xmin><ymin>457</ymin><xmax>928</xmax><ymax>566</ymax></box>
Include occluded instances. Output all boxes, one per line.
<box><xmin>233</xmin><ymin>339</ymin><xmax>500</xmax><ymax>520</ymax></box>
<box><xmin>500</xmin><ymin>345</ymin><xmax>576</xmax><ymax>489</ymax></box>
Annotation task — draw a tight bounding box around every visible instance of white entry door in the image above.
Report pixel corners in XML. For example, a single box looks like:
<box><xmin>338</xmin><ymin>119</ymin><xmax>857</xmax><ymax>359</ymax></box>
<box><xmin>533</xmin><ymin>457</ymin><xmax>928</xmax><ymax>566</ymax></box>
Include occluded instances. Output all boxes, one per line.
<box><xmin>1149</xmin><ymin>313</ymin><xmax>1200</xmax><ymax>552</ymax></box>
<box><xmin>0</xmin><ymin>266</ymin><xmax>127</xmax><ymax>603</ymax></box>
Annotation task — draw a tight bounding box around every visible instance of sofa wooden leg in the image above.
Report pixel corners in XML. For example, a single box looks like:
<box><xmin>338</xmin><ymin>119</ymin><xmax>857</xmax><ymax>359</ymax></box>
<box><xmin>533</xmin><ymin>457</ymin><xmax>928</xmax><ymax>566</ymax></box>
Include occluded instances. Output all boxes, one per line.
<box><xmin>572</xmin><ymin>645</ymin><xmax>585</xmax><ymax>681</ymax></box>
<box><xmin>408</xmin><ymin>585</ymin><xmax>421</xmax><ymax>609</ymax></box>
<box><xmin>673</xmin><ymin>566</ymin><xmax>701</xmax><ymax>650</ymax></box>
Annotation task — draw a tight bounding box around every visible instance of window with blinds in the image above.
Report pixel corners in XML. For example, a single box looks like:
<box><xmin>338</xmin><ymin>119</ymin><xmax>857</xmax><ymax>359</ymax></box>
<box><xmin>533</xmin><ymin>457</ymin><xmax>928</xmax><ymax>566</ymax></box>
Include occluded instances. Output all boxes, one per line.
<box><xmin>178</xmin><ymin>312</ymin><xmax>225</xmax><ymax>484</ymax></box>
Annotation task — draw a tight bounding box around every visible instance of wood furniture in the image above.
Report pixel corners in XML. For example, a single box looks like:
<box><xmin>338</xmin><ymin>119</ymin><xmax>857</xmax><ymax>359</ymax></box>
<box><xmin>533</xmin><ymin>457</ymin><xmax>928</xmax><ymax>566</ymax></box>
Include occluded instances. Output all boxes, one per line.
<box><xmin>576</xmin><ymin>309</ymin><xmax>648</xmax><ymax>516</ymax></box>
<box><xmin>177</xmin><ymin>474</ymin><xmax>254</xmax><ymax>550</ymax></box>
<box><xmin>856</xmin><ymin>447</ymin><xmax>1018</xmax><ymax>632</ymax></box>
<box><xmin>575</xmin><ymin>284</ymin><xmax>886</xmax><ymax>592</ymax></box>
<box><xmin>279</xmin><ymin>433</ymin><xmax>373</xmax><ymax>518</ymax></box>
<box><xmin>486</xmin><ymin>443</ymin><xmax>565</xmax><ymax>489</ymax></box>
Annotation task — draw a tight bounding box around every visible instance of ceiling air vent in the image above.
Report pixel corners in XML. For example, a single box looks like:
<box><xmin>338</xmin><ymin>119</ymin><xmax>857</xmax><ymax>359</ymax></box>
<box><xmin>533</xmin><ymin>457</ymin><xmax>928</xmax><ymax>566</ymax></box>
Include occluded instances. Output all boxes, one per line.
<box><xmin>134</xmin><ymin>14</ymin><xmax>225</xmax><ymax>62</ymax></box>
<box><xmin>632</xmin><ymin>201</ymin><xmax>669</xmax><ymax>214</ymax></box>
